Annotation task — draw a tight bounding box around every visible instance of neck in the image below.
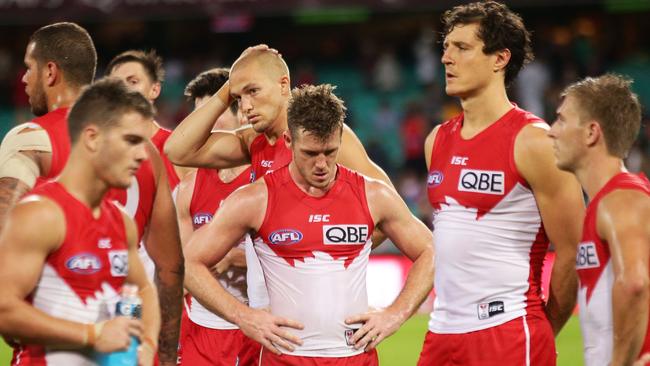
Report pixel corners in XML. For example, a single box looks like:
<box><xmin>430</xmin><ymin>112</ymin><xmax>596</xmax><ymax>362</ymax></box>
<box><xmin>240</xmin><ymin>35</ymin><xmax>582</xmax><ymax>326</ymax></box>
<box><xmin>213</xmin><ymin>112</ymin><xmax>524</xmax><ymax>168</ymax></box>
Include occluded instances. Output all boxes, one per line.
<box><xmin>574</xmin><ymin>153</ymin><xmax>627</xmax><ymax>200</ymax></box>
<box><xmin>149</xmin><ymin>120</ymin><xmax>161</xmax><ymax>139</ymax></box>
<box><xmin>47</xmin><ymin>85</ymin><xmax>81</xmax><ymax>112</ymax></box>
<box><xmin>264</xmin><ymin>104</ymin><xmax>289</xmax><ymax>144</ymax></box>
<box><xmin>459</xmin><ymin>81</ymin><xmax>512</xmax><ymax>132</ymax></box>
<box><xmin>57</xmin><ymin>151</ymin><xmax>109</xmax><ymax>214</ymax></box>
<box><xmin>288</xmin><ymin>162</ymin><xmax>336</xmax><ymax>198</ymax></box>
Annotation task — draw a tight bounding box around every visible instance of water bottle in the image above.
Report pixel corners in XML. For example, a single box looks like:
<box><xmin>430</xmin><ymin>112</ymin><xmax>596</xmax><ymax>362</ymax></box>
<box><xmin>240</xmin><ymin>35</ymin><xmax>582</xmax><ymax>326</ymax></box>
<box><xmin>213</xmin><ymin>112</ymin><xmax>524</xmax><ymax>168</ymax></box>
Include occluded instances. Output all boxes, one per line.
<box><xmin>97</xmin><ymin>284</ymin><xmax>142</xmax><ymax>366</ymax></box>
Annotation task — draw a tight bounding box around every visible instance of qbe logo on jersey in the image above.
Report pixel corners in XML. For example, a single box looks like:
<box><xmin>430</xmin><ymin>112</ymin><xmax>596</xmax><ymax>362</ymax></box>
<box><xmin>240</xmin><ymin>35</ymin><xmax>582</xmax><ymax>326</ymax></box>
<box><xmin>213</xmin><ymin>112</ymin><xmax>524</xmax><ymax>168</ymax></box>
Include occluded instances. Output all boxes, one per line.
<box><xmin>108</xmin><ymin>250</ymin><xmax>128</xmax><ymax>277</ymax></box>
<box><xmin>323</xmin><ymin>225</ymin><xmax>369</xmax><ymax>245</ymax></box>
<box><xmin>576</xmin><ymin>241</ymin><xmax>600</xmax><ymax>269</ymax></box>
<box><xmin>458</xmin><ymin>169</ymin><xmax>505</xmax><ymax>195</ymax></box>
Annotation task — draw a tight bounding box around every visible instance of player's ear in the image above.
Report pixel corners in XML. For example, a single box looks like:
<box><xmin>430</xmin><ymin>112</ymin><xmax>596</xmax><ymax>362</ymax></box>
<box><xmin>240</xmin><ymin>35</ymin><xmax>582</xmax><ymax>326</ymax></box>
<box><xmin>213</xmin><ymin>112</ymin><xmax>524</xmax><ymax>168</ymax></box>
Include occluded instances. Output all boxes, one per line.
<box><xmin>279</xmin><ymin>75</ymin><xmax>290</xmax><ymax>96</ymax></box>
<box><xmin>585</xmin><ymin>120</ymin><xmax>601</xmax><ymax>147</ymax></box>
<box><xmin>493</xmin><ymin>48</ymin><xmax>511</xmax><ymax>74</ymax></box>
<box><xmin>149</xmin><ymin>82</ymin><xmax>161</xmax><ymax>100</ymax></box>
<box><xmin>81</xmin><ymin>124</ymin><xmax>101</xmax><ymax>153</ymax></box>
<box><xmin>44</xmin><ymin>61</ymin><xmax>59</xmax><ymax>87</ymax></box>
<box><xmin>283</xmin><ymin>130</ymin><xmax>292</xmax><ymax>149</ymax></box>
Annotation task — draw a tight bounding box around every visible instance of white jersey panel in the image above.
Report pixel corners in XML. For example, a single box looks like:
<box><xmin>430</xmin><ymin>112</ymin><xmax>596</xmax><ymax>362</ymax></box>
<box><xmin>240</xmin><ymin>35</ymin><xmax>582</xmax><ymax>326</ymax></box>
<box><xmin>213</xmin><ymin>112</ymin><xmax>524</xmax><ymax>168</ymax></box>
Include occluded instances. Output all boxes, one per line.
<box><xmin>579</xmin><ymin>260</ymin><xmax>614</xmax><ymax>366</ymax></box>
<box><xmin>430</xmin><ymin>183</ymin><xmax>542</xmax><ymax>333</ymax></box>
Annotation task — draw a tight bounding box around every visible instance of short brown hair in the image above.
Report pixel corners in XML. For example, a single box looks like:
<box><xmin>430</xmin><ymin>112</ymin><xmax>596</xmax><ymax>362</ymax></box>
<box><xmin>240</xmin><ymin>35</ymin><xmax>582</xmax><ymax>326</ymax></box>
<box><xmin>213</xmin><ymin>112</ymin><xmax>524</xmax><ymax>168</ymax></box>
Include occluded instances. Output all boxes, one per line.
<box><xmin>288</xmin><ymin>84</ymin><xmax>346</xmax><ymax>142</ymax></box>
<box><xmin>442</xmin><ymin>1</ymin><xmax>533</xmax><ymax>86</ymax></box>
<box><xmin>107</xmin><ymin>49</ymin><xmax>165</xmax><ymax>83</ymax></box>
<box><xmin>29</xmin><ymin>22</ymin><xmax>97</xmax><ymax>87</ymax></box>
<box><xmin>184</xmin><ymin>68</ymin><xmax>237</xmax><ymax>114</ymax></box>
<box><xmin>563</xmin><ymin>74</ymin><xmax>642</xmax><ymax>158</ymax></box>
<box><xmin>68</xmin><ymin>77</ymin><xmax>155</xmax><ymax>144</ymax></box>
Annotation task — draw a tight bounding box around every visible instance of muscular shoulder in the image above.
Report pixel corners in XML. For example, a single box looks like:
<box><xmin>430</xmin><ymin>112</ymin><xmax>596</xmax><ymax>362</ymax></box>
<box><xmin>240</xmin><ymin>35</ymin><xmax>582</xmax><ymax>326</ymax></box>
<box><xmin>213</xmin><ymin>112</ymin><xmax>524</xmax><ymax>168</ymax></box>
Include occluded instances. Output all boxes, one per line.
<box><xmin>424</xmin><ymin>125</ymin><xmax>442</xmax><ymax>169</ymax></box>
<box><xmin>221</xmin><ymin>178</ymin><xmax>268</xmax><ymax>230</ymax></box>
<box><xmin>597</xmin><ymin>189</ymin><xmax>650</xmax><ymax>235</ymax></box>
<box><xmin>364</xmin><ymin>178</ymin><xmax>400</xmax><ymax>222</ymax></box>
<box><xmin>5</xmin><ymin>195</ymin><xmax>66</xmax><ymax>250</ymax></box>
<box><xmin>115</xmin><ymin>206</ymin><xmax>139</xmax><ymax>248</ymax></box>
<box><xmin>513</xmin><ymin>122</ymin><xmax>556</xmax><ymax>184</ymax></box>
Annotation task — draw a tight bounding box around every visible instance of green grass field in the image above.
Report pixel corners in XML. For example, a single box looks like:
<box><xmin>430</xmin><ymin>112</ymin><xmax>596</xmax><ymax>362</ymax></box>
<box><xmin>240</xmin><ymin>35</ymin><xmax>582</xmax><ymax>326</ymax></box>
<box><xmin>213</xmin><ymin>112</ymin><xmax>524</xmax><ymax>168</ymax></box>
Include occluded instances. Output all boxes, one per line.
<box><xmin>0</xmin><ymin>315</ymin><xmax>583</xmax><ymax>365</ymax></box>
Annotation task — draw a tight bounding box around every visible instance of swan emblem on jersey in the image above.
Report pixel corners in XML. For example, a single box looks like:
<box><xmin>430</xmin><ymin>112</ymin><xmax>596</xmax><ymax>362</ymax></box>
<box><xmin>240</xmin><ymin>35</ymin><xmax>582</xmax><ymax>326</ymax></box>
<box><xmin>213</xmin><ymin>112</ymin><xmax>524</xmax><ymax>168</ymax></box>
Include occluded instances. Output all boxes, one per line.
<box><xmin>269</xmin><ymin>229</ymin><xmax>303</xmax><ymax>245</ymax></box>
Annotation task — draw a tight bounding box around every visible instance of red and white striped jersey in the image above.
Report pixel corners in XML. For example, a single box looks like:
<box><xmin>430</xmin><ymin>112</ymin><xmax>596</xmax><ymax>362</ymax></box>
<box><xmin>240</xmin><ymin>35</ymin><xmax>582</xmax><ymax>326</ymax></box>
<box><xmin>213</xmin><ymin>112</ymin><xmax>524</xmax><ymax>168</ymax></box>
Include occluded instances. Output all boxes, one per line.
<box><xmin>577</xmin><ymin>172</ymin><xmax>650</xmax><ymax>365</ymax></box>
<box><xmin>426</xmin><ymin>106</ymin><xmax>549</xmax><ymax>333</ymax></box>
<box><xmin>12</xmin><ymin>182</ymin><xmax>129</xmax><ymax>365</ymax></box>
<box><xmin>255</xmin><ymin>165</ymin><xmax>374</xmax><ymax>357</ymax></box>
<box><xmin>185</xmin><ymin>166</ymin><xmax>250</xmax><ymax>329</ymax></box>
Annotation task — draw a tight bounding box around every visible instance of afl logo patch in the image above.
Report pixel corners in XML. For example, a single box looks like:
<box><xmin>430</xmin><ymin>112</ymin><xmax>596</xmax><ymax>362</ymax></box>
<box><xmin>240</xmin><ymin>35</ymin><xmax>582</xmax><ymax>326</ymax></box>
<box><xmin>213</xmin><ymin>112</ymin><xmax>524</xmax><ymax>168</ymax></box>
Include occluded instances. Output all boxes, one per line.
<box><xmin>269</xmin><ymin>229</ymin><xmax>303</xmax><ymax>245</ymax></box>
<box><xmin>427</xmin><ymin>171</ymin><xmax>444</xmax><ymax>187</ymax></box>
<box><xmin>66</xmin><ymin>253</ymin><xmax>101</xmax><ymax>274</ymax></box>
<box><xmin>193</xmin><ymin>213</ymin><xmax>213</xmax><ymax>226</ymax></box>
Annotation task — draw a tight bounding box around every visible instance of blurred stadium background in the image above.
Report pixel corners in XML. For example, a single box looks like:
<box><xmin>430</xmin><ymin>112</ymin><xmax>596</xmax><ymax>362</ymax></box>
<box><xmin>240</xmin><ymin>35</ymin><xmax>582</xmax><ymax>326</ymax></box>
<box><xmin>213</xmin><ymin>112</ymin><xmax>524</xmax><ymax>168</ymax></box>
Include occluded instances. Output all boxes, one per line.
<box><xmin>1</xmin><ymin>0</ymin><xmax>650</xmax><ymax>364</ymax></box>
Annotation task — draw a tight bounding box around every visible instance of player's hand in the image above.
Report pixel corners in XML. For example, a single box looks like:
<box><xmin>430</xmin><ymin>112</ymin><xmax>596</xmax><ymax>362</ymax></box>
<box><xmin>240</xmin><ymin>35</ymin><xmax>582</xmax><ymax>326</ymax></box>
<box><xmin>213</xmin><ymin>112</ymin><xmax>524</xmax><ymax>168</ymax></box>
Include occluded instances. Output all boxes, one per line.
<box><xmin>94</xmin><ymin>317</ymin><xmax>143</xmax><ymax>353</ymax></box>
<box><xmin>237</xmin><ymin>307</ymin><xmax>303</xmax><ymax>355</ymax></box>
<box><xmin>345</xmin><ymin>307</ymin><xmax>405</xmax><ymax>351</ymax></box>
<box><xmin>216</xmin><ymin>80</ymin><xmax>234</xmax><ymax>107</ymax></box>
<box><xmin>212</xmin><ymin>251</ymin><xmax>232</xmax><ymax>275</ymax></box>
<box><xmin>240</xmin><ymin>44</ymin><xmax>281</xmax><ymax>58</ymax></box>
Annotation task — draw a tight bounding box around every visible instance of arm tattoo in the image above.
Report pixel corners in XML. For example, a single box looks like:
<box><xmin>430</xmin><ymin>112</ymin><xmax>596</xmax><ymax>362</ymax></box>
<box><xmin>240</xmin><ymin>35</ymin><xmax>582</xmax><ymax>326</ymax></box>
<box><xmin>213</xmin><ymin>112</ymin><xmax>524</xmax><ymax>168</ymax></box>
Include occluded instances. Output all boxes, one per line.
<box><xmin>0</xmin><ymin>177</ymin><xmax>31</xmax><ymax>233</ymax></box>
<box><xmin>155</xmin><ymin>265</ymin><xmax>185</xmax><ymax>365</ymax></box>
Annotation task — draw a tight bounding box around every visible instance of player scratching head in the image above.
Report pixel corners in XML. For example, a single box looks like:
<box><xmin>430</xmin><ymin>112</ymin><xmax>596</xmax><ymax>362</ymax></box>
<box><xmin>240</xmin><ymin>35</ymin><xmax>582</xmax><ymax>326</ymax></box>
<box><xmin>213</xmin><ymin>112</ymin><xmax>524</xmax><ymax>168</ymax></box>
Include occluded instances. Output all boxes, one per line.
<box><xmin>230</xmin><ymin>47</ymin><xmax>291</xmax><ymax>134</ymax></box>
<box><xmin>107</xmin><ymin>49</ymin><xmax>165</xmax><ymax>104</ymax></box>
<box><xmin>66</xmin><ymin>77</ymin><xmax>154</xmax><ymax>189</ymax></box>
<box><xmin>285</xmin><ymin>84</ymin><xmax>346</xmax><ymax>191</ymax></box>
<box><xmin>184</xmin><ymin>67</ymin><xmax>244</xmax><ymax>130</ymax></box>
<box><xmin>441</xmin><ymin>1</ymin><xmax>533</xmax><ymax>99</ymax></box>
<box><xmin>23</xmin><ymin>22</ymin><xmax>97</xmax><ymax>116</ymax></box>
<box><xmin>549</xmin><ymin>74</ymin><xmax>642</xmax><ymax>173</ymax></box>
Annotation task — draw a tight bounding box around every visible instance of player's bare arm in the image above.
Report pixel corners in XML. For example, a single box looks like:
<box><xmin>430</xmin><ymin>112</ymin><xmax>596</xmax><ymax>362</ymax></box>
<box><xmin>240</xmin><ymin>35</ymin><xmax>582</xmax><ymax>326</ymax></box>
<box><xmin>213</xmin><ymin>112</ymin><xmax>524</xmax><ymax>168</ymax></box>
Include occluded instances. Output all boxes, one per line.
<box><xmin>599</xmin><ymin>190</ymin><xmax>650</xmax><ymax>366</ymax></box>
<box><xmin>121</xmin><ymin>210</ymin><xmax>161</xmax><ymax>366</ymax></box>
<box><xmin>337</xmin><ymin>124</ymin><xmax>394</xmax><ymax>247</ymax></box>
<box><xmin>515</xmin><ymin>123</ymin><xmax>585</xmax><ymax>335</ymax></box>
<box><xmin>142</xmin><ymin>142</ymin><xmax>184</xmax><ymax>366</ymax></box>
<box><xmin>0</xmin><ymin>197</ymin><xmax>142</xmax><ymax>351</ymax></box>
<box><xmin>164</xmin><ymin>81</ymin><xmax>252</xmax><ymax>169</ymax></box>
<box><xmin>0</xmin><ymin>125</ymin><xmax>51</xmax><ymax>232</ymax></box>
<box><xmin>346</xmin><ymin>179</ymin><xmax>434</xmax><ymax>351</ymax></box>
<box><xmin>423</xmin><ymin>125</ymin><xmax>441</xmax><ymax>170</ymax></box>
<box><xmin>184</xmin><ymin>180</ymin><xmax>304</xmax><ymax>355</ymax></box>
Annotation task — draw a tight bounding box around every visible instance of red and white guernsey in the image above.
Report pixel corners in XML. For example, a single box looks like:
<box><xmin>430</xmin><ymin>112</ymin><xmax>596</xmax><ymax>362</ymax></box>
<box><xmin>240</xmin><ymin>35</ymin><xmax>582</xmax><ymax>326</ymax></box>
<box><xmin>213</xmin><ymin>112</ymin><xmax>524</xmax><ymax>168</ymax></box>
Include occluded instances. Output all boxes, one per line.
<box><xmin>12</xmin><ymin>182</ymin><xmax>129</xmax><ymax>366</ymax></box>
<box><xmin>186</xmin><ymin>166</ymin><xmax>251</xmax><ymax>329</ymax></box>
<box><xmin>32</xmin><ymin>108</ymin><xmax>71</xmax><ymax>187</ymax></box>
<box><xmin>577</xmin><ymin>172</ymin><xmax>650</xmax><ymax>365</ymax></box>
<box><xmin>106</xmin><ymin>160</ymin><xmax>156</xmax><ymax>280</ymax></box>
<box><xmin>426</xmin><ymin>106</ymin><xmax>549</xmax><ymax>333</ymax></box>
<box><xmin>256</xmin><ymin>165</ymin><xmax>374</xmax><ymax>357</ymax></box>
<box><xmin>151</xmin><ymin>127</ymin><xmax>180</xmax><ymax>195</ymax></box>
<box><xmin>249</xmin><ymin>133</ymin><xmax>292</xmax><ymax>182</ymax></box>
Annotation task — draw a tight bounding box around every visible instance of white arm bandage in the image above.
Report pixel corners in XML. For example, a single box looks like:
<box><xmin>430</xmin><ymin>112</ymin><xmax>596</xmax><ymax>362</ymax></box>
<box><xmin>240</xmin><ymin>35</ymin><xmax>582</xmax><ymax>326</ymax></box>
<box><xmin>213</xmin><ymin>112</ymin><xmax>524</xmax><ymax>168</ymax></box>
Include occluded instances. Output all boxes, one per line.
<box><xmin>0</xmin><ymin>123</ymin><xmax>52</xmax><ymax>187</ymax></box>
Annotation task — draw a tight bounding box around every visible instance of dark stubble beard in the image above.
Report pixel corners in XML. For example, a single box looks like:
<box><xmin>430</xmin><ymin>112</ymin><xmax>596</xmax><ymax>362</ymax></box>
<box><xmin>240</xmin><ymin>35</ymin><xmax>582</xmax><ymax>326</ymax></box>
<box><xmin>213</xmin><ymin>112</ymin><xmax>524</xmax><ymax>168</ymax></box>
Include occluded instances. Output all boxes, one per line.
<box><xmin>30</xmin><ymin>72</ymin><xmax>48</xmax><ymax>117</ymax></box>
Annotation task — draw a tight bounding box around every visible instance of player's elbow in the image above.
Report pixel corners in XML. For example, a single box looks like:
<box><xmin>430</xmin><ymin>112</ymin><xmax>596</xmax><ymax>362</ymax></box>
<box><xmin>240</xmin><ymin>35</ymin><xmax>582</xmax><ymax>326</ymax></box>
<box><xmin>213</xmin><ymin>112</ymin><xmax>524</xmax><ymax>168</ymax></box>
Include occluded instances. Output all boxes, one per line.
<box><xmin>616</xmin><ymin>272</ymin><xmax>650</xmax><ymax>300</ymax></box>
<box><xmin>163</xmin><ymin>139</ymin><xmax>189</xmax><ymax>166</ymax></box>
<box><xmin>0</xmin><ymin>298</ymin><xmax>19</xmax><ymax>335</ymax></box>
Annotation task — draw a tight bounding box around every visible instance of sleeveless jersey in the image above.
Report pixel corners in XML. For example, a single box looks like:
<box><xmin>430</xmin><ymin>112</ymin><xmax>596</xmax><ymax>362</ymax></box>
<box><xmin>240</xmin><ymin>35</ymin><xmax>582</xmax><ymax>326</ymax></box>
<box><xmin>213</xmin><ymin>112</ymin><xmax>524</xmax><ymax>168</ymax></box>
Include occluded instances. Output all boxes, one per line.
<box><xmin>12</xmin><ymin>182</ymin><xmax>129</xmax><ymax>366</ymax></box>
<box><xmin>256</xmin><ymin>165</ymin><xmax>374</xmax><ymax>357</ymax></box>
<box><xmin>576</xmin><ymin>172</ymin><xmax>650</xmax><ymax>365</ymax></box>
<box><xmin>33</xmin><ymin>108</ymin><xmax>70</xmax><ymax>186</ymax></box>
<box><xmin>186</xmin><ymin>166</ymin><xmax>250</xmax><ymax>329</ymax></box>
<box><xmin>151</xmin><ymin>127</ymin><xmax>180</xmax><ymax>194</ymax></box>
<box><xmin>249</xmin><ymin>133</ymin><xmax>292</xmax><ymax>182</ymax></box>
<box><xmin>426</xmin><ymin>106</ymin><xmax>549</xmax><ymax>333</ymax></box>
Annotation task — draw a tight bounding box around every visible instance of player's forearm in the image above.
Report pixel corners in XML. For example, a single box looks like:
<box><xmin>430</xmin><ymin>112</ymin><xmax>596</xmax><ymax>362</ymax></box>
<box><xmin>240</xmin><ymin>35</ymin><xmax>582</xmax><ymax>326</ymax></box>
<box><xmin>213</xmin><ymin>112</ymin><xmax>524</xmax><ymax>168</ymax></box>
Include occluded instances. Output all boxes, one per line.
<box><xmin>0</xmin><ymin>177</ymin><xmax>31</xmax><ymax>232</ymax></box>
<box><xmin>139</xmin><ymin>283</ymin><xmax>161</xmax><ymax>350</ymax></box>
<box><xmin>611</xmin><ymin>277</ymin><xmax>649</xmax><ymax>366</ymax></box>
<box><xmin>186</xmin><ymin>259</ymin><xmax>249</xmax><ymax>324</ymax></box>
<box><xmin>388</xmin><ymin>246</ymin><xmax>434</xmax><ymax>322</ymax></box>
<box><xmin>545</xmin><ymin>252</ymin><xmax>578</xmax><ymax>335</ymax></box>
<box><xmin>153</xmin><ymin>262</ymin><xmax>183</xmax><ymax>364</ymax></box>
<box><xmin>164</xmin><ymin>89</ymin><xmax>229</xmax><ymax>165</ymax></box>
<box><xmin>0</xmin><ymin>298</ymin><xmax>89</xmax><ymax>347</ymax></box>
